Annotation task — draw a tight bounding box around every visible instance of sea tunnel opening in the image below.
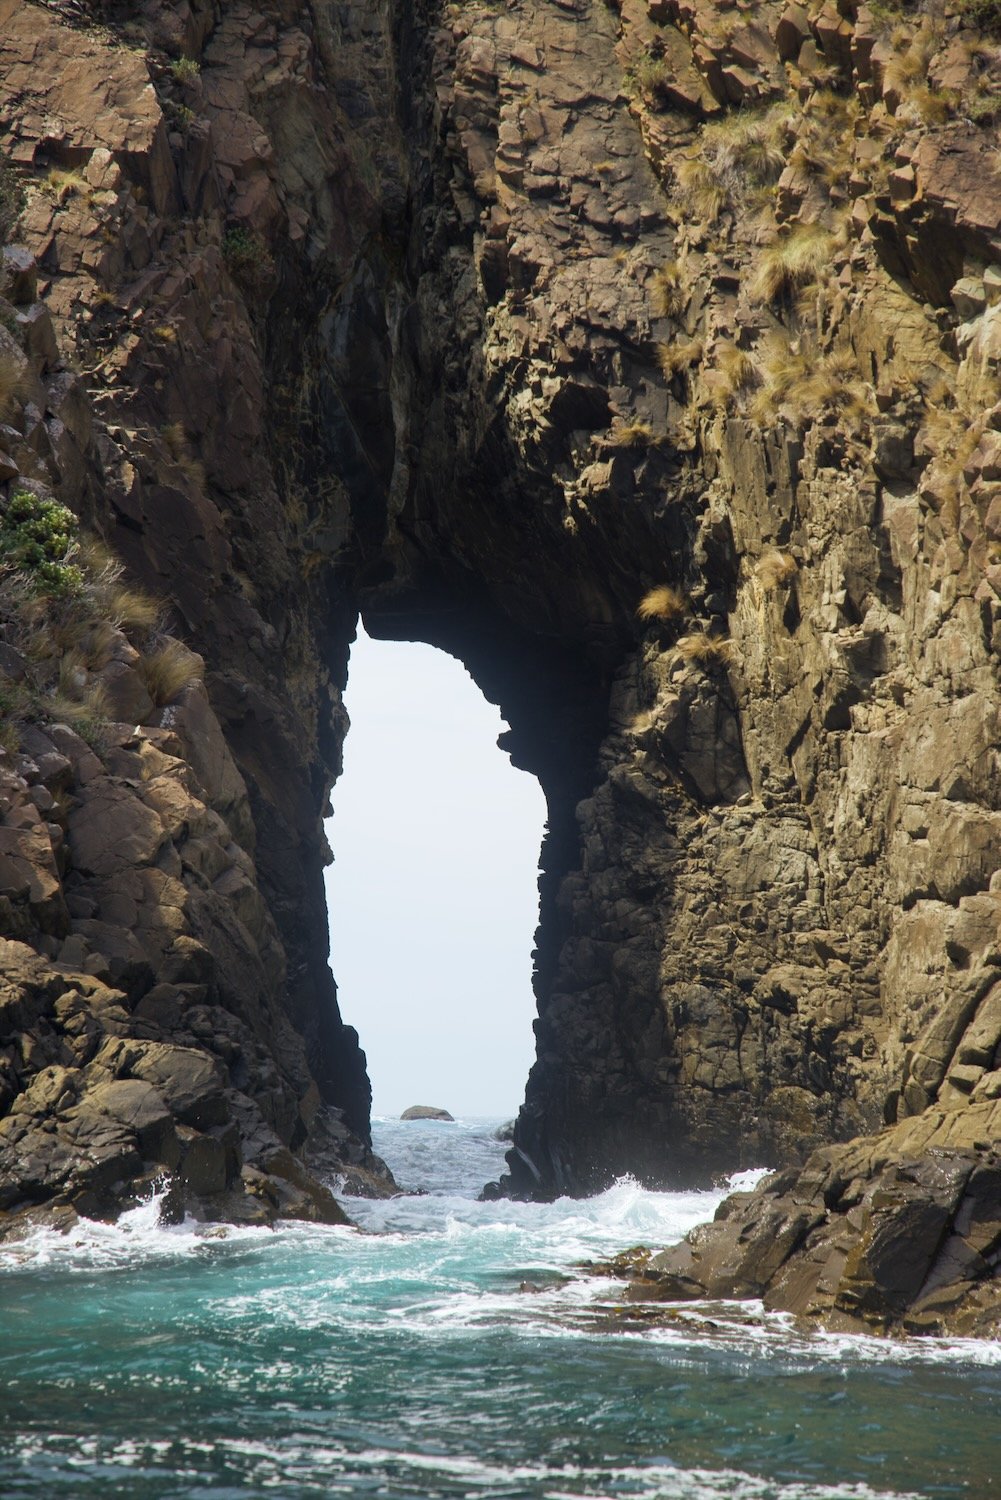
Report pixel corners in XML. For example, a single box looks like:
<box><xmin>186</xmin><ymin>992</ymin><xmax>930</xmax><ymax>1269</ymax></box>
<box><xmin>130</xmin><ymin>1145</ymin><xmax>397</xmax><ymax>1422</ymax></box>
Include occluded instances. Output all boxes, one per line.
<box><xmin>324</xmin><ymin>623</ymin><xmax>548</xmax><ymax>1120</ymax></box>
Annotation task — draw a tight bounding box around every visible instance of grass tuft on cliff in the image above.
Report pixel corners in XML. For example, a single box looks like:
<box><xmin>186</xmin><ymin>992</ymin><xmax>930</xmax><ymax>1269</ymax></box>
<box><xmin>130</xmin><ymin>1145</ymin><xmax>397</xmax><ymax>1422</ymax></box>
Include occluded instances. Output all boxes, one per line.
<box><xmin>755</xmin><ymin>550</ymin><xmax>797</xmax><ymax>590</ymax></box>
<box><xmin>676</xmin><ymin>629</ymin><xmax>734</xmax><ymax>666</ymax></box>
<box><xmin>0</xmin><ymin>491</ymin><xmax>188</xmax><ymax>751</ymax></box>
<box><xmin>223</xmin><ymin>227</ymin><xmax>274</xmax><ymax>289</ymax></box>
<box><xmin>637</xmin><ymin>584</ymin><xmax>688</xmax><ymax>623</ymax></box>
<box><xmin>138</xmin><ymin>637</ymin><xmax>204</xmax><ymax>708</ymax></box>
<box><xmin>751</xmin><ymin>223</ymin><xmax>839</xmax><ymax>304</ymax></box>
<box><xmin>652</xmin><ymin>261</ymin><xmax>685</xmax><ymax>318</ymax></box>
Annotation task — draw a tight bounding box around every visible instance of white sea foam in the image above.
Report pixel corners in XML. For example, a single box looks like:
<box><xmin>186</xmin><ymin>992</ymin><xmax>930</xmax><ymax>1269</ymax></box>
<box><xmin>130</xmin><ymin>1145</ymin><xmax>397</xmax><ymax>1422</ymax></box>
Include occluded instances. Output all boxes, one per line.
<box><xmin>0</xmin><ymin>1185</ymin><xmax>354</xmax><ymax>1274</ymax></box>
<box><xmin>1</xmin><ymin>1117</ymin><xmax>996</xmax><ymax>1377</ymax></box>
<box><xmin>7</xmin><ymin>1429</ymin><xmax>924</xmax><ymax>1499</ymax></box>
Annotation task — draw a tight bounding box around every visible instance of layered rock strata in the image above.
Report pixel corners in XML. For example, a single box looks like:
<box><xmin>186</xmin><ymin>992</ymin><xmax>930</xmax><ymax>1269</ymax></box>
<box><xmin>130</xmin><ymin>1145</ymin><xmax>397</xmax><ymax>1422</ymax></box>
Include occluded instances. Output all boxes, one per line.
<box><xmin>0</xmin><ymin>0</ymin><xmax>999</xmax><ymax>1328</ymax></box>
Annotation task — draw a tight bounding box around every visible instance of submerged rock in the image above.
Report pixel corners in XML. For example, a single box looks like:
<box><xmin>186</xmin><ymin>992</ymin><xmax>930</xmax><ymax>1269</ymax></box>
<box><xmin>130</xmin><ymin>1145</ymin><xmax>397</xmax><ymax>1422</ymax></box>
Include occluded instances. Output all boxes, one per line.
<box><xmin>400</xmin><ymin>1106</ymin><xmax>454</xmax><ymax>1123</ymax></box>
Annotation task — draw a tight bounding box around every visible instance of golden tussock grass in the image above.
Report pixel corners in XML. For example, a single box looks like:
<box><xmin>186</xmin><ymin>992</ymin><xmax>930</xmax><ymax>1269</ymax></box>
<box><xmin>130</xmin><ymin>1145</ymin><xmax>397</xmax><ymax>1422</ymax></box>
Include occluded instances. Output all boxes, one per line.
<box><xmin>675</xmin><ymin>158</ymin><xmax>728</xmax><ymax>223</ymax></box>
<box><xmin>747</xmin><ymin>335</ymin><xmax>872</xmax><ymax>427</ymax></box>
<box><xmin>162</xmin><ymin>421</ymin><xmax>187</xmax><ymax>458</ymax></box>
<box><xmin>611</xmin><ymin>420</ymin><xmax>655</xmax><ymax>447</ymax></box>
<box><xmin>883</xmin><ymin>24</ymin><xmax>938</xmax><ymax>96</ymax></box>
<box><xmin>161</xmin><ymin>421</ymin><xmax>207</xmax><ymax>492</ymax></box>
<box><xmin>75</xmin><ymin>538</ymin><xmax>164</xmax><ymax>636</ymax></box>
<box><xmin>750</xmin><ymin>223</ymin><xmax>839</xmax><ymax>304</ymax></box>
<box><xmin>707</xmin><ymin>343</ymin><xmax>759</xmax><ymax>406</ymax></box>
<box><xmin>896</xmin><ymin>84</ymin><xmax>955</xmax><ymax>125</ymax></box>
<box><xmin>755</xmin><ymin>549</ymin><xmax>797</xmax><ymax>590</ymax></box>
<box><xmin>676</xmin><ymin>630</ymin><xmax>734</xmax><ymax>666</ymax></box>
<box><xmin>652</xmin><ymin>261</ymin><xmax>685</xmax><ymax>318</ymax></box>
<box><xmin>46</xmin><ymin>168</ymin><xmax>90</xmax><ymax>205</ymax></box>
<box><xmin>658</xmin><ymin>338</ymin><xmax>703</xmax><ymax>380</ymax></box>
<box><xmin>138</xmin><ymin>637</ymin><xmax>203</xmax><ymax>707</ymax></box>
<box><xmin>637</xmin><ymin>584</ymin><xmax>688</xmax><ymax>623</ymax></box>
<box><xmin>700</xmin><ymin>108</ymin><xmax>787</xmax><ymax>188</ymax></box>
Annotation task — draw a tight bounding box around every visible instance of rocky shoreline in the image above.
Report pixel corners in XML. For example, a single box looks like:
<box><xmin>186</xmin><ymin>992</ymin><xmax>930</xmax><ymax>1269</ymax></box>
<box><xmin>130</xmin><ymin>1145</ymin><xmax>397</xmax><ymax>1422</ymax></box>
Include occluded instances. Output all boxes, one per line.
<box><xmin>0</xmin><ymin>0</ymin><xmax>999</xmax><ymax>1331</ymax></box>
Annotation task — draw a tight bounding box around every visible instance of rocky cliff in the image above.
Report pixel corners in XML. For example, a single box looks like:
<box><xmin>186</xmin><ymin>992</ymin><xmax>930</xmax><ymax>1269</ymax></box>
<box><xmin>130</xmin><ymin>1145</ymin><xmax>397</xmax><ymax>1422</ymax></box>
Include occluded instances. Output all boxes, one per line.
<box><xmin>0</xmin><ymin>0</ymin><xmax>999</xmax><ymax>1330</ymax></box>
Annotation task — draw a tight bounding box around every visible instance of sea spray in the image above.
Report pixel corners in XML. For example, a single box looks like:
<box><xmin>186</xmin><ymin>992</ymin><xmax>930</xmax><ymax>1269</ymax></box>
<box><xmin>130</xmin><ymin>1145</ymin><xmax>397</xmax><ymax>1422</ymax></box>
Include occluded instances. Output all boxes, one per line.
<box><xmin>0</xmin><ymin>1116</ymin><xmax>997</xmax><ymax>1499</ymax></box>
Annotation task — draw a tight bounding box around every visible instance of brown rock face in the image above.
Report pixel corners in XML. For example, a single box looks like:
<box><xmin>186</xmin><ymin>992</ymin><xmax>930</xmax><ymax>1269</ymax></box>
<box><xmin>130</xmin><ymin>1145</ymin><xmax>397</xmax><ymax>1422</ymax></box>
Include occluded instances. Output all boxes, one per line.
<box><xmin>0</xmin><ymin>0</ymin><xmax>1000</xmax><ymax>1327</ymax></box>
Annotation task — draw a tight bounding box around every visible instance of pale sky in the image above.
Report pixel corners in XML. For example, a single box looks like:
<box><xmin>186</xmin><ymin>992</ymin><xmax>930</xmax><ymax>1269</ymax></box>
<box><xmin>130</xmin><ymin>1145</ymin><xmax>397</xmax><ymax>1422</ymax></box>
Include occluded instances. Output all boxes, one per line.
<box><xmin>324</xmin><ymin>624</ymin><xmax>547</xmax><ymax>1119</ymax></box>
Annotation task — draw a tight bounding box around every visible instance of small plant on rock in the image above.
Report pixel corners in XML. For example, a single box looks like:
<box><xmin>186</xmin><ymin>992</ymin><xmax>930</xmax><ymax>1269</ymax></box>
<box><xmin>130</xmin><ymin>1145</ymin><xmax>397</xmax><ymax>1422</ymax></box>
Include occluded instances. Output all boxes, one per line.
<box><xmin>755</xmin><ymin>550</ymin><xmax>797</xmax><ymax>590</ymax></box>
<box><xmin>170</xmin><ymin>56</ymin><xmax>201</xmax><ymax>82</ymax></box>
<box><xmin>223</xmin><ymin>227</ymin><xmax>274</xmax><ymax>288</ymax></box>
<box><xmin>675</xmin><ymin>158</ymin><xmax>728</xmax><ymax>223</ymax></box>
<box><xmin>652</xmin><ymin>261</ymin><xmax>685</xmax><ymax>318</ymax></box>
<box><xmin>0</xmin><ymin>491</ymin><xmax>83</xmax><ymax>598</ymax></box>
<box><xmin>138</xmin><ymin>637</ymin><xmax>203</xmax><ymax>708</ymax></box>
<box><xmin>611</xmin><ymin>420</ymin><xmax>655</xmax><ymax>447</ymax></box>
<box><xmin>676</xmin><ymin>629</ymin><xmax>735</xmax><ymax>666</ymax></box>
<box><xmin>637</xmin><ymin>585</ymin><xmax>688</xmax><ymax>623</ymax></box>
<box><xmin>707</xmin><ymin>343</ymin><xmax>759</xmax><ymax>407</ymax></box>
<box><xmin>750</xmin><ymin>223</ymin><xmax>839</xmax><ymax>304</ymax></box>
<box><xmin>658</xmin><ymin>338</ymin><xmax>703</xmax><ymax>380</ymax></box>
<box><xmin>46</xmin><ymin>168</ymin><xmax>90</xmax><ymax>206</ymax></box>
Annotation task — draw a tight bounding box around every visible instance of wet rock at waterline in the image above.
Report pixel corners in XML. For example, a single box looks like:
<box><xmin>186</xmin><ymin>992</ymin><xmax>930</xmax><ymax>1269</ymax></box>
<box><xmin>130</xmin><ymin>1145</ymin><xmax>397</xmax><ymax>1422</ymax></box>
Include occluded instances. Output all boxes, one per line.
<box><xmin>400</xmin><ymin>1106</ymin><xmax>455</xmax><ymax>1123</ymax></box>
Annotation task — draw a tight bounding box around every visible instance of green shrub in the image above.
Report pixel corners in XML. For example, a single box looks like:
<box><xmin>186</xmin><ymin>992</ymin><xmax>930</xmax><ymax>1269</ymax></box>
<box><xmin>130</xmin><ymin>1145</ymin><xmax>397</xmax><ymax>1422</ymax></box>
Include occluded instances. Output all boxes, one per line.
<box><xmin>223</xmin><ymin>227</ymin><xmax>273</xmax><ymax>286</ymax></box>
<box><xmin>170</xmin><ymin>56</ymin><xmax>200</xmax><ymax>82</ymax></box>
<box><xmin>0</xmin><ymin>491</ymin><xmax>84</xmax><ymax>597</ymax></box>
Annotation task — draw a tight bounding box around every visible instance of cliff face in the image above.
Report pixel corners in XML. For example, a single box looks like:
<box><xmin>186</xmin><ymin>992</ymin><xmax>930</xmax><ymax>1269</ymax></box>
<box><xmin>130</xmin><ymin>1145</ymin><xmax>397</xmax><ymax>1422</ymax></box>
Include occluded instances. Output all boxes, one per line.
<box><xmin>1</xmin><ymin>0</ymin><xmax>1000</xmax><ymax>1328</ymax></box>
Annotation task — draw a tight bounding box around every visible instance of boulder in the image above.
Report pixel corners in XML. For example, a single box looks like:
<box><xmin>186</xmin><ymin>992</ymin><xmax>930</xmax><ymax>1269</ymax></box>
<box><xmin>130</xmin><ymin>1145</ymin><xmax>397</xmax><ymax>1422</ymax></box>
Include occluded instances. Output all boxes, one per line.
<box><xmin>400</xmin><ymin>1105</ymin><xmax>455</xmax><ymax>1122</ymax></box>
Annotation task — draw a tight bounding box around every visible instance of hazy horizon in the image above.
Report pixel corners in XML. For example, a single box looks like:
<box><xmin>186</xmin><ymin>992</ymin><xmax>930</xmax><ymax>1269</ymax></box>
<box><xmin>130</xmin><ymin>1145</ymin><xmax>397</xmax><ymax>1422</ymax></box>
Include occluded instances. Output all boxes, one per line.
<box><xmin>323</xmin><ymin>624</ymin><xmax>547</xmax><ymax>1118</ymax></box>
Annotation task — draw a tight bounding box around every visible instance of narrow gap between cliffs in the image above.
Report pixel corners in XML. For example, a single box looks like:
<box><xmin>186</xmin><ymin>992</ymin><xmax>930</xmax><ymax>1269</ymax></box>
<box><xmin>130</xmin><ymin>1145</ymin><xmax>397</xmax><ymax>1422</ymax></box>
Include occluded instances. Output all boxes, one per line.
<box><xmin>323</xmin><ymin>623</ymin><xmax>548</xmax><ymax>1122</ymax></box>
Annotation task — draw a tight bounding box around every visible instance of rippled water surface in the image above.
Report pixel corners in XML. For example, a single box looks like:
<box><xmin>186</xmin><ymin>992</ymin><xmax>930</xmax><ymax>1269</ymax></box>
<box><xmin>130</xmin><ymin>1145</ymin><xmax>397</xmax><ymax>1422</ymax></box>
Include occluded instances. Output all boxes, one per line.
<box><xmin>1</xmin><ymin>1118</ymin><xmax>998</xmax><ymax>1498</ymax></box>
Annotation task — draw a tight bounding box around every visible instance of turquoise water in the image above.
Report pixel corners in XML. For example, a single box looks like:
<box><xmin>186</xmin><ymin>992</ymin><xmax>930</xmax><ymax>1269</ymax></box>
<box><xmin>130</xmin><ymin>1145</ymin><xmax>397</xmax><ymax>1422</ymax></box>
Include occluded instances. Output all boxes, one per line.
<box><xmin>0</xmin><ymin>1118</ymin><xmax>998</xmax><ymax>1499</ymax></box>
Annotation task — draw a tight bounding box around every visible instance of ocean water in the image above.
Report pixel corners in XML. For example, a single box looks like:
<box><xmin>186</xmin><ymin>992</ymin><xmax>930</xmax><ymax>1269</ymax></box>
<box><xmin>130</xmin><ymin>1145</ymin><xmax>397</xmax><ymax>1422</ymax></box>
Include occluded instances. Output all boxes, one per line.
<box><xmin>0</xmin><ymin>1117</ymin><xmax>998</xmax><ymax>1499</ymax></box>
